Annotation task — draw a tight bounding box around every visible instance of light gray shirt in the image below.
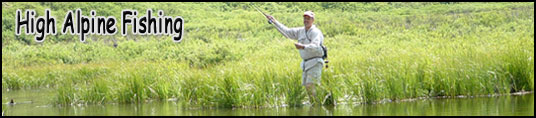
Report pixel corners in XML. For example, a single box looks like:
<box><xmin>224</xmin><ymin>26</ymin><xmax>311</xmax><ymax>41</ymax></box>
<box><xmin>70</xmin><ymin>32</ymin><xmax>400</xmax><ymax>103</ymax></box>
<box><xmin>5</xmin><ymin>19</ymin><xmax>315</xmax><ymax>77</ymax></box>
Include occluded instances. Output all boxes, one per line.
<box><xmin>273</xmin><ymin>20</ymin><xmax>325</xmax><ymax>71</ymax></box>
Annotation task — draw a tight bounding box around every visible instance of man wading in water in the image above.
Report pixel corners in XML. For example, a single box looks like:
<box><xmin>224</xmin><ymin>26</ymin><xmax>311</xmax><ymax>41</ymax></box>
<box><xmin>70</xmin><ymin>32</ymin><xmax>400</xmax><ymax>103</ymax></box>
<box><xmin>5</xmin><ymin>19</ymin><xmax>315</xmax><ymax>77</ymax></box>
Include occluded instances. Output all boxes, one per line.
<box><xmin>266</xmin><ymin>11</ymin><xmax>325</xmax><ymax>104</ymax></box>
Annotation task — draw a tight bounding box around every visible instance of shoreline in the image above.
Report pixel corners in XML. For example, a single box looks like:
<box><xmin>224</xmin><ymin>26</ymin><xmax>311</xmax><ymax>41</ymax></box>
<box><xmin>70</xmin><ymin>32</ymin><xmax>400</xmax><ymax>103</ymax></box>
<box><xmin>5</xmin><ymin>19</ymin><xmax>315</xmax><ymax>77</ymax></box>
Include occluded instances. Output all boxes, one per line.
<box><xmin>3</xmin><ymin>88</ymin><xmax>532</xmax><ymax>109</ymax></box>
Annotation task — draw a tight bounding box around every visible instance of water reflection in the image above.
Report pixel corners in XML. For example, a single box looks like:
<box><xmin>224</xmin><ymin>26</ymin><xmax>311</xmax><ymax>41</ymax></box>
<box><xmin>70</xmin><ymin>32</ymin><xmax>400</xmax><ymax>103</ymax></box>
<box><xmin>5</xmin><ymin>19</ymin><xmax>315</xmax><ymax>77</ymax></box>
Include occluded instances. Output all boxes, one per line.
<box><xmin>2</xmin><ymin>89</ymin><xmax>533</xmax><ymax>116</ymax></box>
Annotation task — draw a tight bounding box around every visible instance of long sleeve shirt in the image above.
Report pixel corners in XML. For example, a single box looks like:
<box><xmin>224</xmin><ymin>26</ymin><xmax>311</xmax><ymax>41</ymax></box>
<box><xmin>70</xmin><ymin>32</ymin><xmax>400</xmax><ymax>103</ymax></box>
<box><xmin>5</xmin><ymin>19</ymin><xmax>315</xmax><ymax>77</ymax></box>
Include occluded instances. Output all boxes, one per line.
<box><xmin>272</xmin><ymin>20</ymin><xmax>325</xmax><ymax>71</ymax></box>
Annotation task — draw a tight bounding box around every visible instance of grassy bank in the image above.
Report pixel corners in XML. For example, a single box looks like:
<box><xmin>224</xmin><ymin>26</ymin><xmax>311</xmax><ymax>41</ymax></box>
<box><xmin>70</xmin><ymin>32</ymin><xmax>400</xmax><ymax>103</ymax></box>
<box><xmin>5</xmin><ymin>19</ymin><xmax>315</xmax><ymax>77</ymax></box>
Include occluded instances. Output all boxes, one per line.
<box><xmin>2</xmin><ymin>2</ymin><xmax>534</xmax><ymax>108</ymax></box>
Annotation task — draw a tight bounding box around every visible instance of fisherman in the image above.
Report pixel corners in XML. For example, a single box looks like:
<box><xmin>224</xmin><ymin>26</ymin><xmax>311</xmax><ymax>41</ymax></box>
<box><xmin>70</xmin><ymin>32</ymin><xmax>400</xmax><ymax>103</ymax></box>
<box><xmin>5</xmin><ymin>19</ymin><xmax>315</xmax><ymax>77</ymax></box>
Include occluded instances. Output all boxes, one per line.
<box><xmin>265</xmin><ymin>10</ymin><xmax>325</xmax><ymax>104</ymax></box>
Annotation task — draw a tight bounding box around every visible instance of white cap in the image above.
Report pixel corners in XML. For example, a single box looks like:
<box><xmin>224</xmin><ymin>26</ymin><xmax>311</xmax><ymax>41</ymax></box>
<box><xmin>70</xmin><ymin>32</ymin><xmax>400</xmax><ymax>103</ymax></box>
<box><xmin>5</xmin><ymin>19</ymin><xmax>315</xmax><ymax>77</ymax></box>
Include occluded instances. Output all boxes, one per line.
<box><xmin>303</xmin><ymin>11</ymin><xmax>315</xmax><ymax>18</ymax></box>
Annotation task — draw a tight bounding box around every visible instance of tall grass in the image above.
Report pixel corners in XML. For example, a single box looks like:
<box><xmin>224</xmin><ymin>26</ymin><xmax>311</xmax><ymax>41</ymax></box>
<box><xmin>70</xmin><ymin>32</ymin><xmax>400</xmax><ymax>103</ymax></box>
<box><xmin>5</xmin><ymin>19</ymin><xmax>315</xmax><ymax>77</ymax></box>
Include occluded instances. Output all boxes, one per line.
<box><xmin>2</xmin><ymin>2</ymin><xmax>534</xmax><ymax>108</ymax></box>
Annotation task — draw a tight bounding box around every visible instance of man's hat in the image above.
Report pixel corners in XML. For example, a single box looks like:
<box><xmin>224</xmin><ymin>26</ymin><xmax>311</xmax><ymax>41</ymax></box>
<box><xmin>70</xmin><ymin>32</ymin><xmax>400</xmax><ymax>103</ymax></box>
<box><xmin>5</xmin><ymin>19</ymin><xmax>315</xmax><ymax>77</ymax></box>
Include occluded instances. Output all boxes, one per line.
<box><xmin>303</xmin><ymin>11</ymin><xmax>315</xmax><ymax>18</ymax></box>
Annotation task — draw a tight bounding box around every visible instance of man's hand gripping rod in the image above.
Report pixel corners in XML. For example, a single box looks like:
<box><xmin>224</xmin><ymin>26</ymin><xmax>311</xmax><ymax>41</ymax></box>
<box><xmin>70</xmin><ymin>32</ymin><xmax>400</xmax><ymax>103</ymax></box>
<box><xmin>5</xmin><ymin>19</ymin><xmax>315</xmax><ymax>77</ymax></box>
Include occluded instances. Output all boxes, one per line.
<box><xmin>250</xmin><ymin>4</ymin><xmax>291</xmax><ymax>39</ymax></box>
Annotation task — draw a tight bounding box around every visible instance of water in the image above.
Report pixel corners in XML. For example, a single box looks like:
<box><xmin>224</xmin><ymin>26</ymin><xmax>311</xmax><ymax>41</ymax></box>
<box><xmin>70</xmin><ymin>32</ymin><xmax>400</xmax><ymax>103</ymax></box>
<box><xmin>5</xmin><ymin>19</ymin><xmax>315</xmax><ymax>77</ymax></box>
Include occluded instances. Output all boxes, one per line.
<box><xmin>2</xmin><ymin>89</ymin><xmax>533</xmax><ymax>116</ymax></box>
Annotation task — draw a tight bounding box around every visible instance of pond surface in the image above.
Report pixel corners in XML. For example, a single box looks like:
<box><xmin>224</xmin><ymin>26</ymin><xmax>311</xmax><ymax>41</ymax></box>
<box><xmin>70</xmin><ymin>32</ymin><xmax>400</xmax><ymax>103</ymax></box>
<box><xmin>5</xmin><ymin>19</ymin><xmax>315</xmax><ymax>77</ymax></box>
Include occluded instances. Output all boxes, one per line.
<box><xmin>2</xmin><ymin>89</ymin><xmax>533</xmax><ymax>116</ymax></box>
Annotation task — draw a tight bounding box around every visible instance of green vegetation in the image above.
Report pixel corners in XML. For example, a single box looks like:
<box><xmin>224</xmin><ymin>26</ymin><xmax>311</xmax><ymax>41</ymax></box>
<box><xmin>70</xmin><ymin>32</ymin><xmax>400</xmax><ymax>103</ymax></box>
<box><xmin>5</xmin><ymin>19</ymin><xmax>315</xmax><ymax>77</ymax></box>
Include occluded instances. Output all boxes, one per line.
<box><xmin>2</xmin><ymin>2</ymin><xmax>534</xmax><ymax>108</ymax></box>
